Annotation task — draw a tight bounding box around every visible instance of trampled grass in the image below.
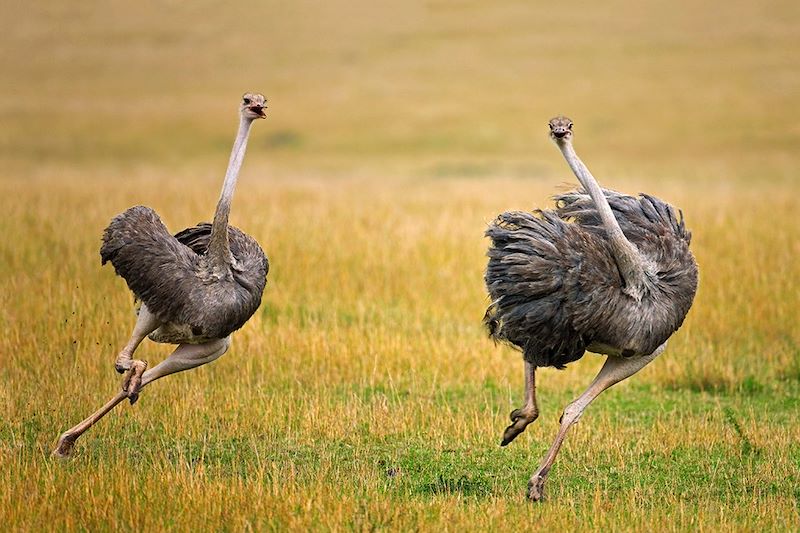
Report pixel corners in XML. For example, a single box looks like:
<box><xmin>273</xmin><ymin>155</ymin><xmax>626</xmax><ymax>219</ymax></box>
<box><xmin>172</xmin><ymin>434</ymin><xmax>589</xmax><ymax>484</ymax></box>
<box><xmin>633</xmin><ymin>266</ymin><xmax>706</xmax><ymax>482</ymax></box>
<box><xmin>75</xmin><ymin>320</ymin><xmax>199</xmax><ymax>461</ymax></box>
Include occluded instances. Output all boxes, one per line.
<box><xmin>2</xmin><ymin>0</ymin><xmax>799</xmax><ymax>531</ymax></box>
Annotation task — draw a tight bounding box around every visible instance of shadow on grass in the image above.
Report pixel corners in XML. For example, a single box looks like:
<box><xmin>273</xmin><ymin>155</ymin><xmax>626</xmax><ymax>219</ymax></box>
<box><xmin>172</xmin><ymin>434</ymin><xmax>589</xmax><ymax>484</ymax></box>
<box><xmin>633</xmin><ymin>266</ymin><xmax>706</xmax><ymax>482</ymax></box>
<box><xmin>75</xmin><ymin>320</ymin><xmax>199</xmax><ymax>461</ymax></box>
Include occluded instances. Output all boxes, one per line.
<box><xmin>417</xmin><ymin>473</ymin><xmax>493</xmax><ymax>497</ymax></box>
<box><xmin>662</xmin><ymin>374</ymin><xmax>766</xmax><ymax>395</ymax></box>
<box><xmin>376</xmin><ymin>446</ymin><xmax>506</xmax><ymax>500</ymax></box>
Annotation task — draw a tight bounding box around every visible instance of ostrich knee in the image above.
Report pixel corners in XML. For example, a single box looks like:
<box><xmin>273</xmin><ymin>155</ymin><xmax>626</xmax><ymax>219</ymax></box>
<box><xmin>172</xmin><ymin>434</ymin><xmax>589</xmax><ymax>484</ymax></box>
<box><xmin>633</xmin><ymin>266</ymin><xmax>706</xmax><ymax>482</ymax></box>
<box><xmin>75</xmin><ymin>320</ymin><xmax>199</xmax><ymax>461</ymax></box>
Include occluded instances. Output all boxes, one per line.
<box><xmin>559</xmin><ymin>400</ymin><xmax>586</xmax><ymax>426</ymax></box>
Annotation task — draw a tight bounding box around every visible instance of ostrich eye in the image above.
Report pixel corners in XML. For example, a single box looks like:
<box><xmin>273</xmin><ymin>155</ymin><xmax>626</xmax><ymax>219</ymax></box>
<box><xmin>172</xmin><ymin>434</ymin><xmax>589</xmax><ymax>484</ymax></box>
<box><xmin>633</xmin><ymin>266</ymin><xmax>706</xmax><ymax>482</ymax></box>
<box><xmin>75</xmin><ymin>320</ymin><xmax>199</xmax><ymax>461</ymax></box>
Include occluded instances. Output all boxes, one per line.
<box><xmin>568</xmin><ymin>123</ymin><xmax>573</xmax><ymax>129</ymax></box>
<box><xmin>549</xmin><ymin>123</ymin><xmax>554</xmax><ymax>130</ymax></box>
<box><xmin>243</xmin><ymin>97</ymin><xmax>251</xmax><ymax>105</ymax></box>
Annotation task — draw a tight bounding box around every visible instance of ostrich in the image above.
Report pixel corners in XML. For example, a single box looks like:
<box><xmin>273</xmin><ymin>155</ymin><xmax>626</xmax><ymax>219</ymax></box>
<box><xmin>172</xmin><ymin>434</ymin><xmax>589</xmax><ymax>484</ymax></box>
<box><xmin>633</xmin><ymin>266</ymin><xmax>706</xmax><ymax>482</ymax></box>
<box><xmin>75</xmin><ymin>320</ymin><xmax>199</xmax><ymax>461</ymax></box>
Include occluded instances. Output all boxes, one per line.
<box><xmin>484</xmin><ymin>116</ymin><xmax>698</xmax><ymax>500</ymax></box>
<box><xmin>54</xmin><ymin>93</ymin><xmax>269</xmax><ymax>457</ymax></box>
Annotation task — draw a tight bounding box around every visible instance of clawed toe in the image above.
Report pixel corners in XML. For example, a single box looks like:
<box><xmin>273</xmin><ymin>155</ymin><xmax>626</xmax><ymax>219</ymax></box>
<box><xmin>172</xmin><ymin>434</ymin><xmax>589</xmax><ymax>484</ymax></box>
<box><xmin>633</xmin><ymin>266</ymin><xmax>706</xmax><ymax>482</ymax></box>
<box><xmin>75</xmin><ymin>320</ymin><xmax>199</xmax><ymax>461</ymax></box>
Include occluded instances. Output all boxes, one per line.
<box><xmin>115</xmin><ymin>355</ymin><xmax>132</xmax><ymax>374</ymax></box>
<box><xmin>500</xmin><ymin>407</ymin><xmax>538</xmax><ymax>446</ymax></box>
<box><xmin>527</xmin><ymin>473</ymin><xmax>546</xmax><ymax>501</ymax></box>
<box><xmin>122</xmin><ymin>360</ymin><xmax>147</xmax><ymax>404</ymax></box>
<box><xmin>53</xmin><ymin>432</ymin><xmax>76</xmax><ymax>458</ymax></box>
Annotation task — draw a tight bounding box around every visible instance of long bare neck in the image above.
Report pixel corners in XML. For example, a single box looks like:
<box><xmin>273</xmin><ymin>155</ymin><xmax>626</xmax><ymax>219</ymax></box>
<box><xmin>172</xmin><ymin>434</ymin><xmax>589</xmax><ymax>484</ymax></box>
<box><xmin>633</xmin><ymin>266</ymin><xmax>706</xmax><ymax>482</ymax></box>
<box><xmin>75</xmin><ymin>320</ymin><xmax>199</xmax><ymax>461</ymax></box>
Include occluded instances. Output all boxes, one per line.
<box><xmin>208</xmin><ymin>116</ymin><xmax>253</xmax><ymax>266</ymax></box>
<box><xmin>556</xmin><ymin>139</ymin><xmax>646</xmax><ymax>296</ymax></box>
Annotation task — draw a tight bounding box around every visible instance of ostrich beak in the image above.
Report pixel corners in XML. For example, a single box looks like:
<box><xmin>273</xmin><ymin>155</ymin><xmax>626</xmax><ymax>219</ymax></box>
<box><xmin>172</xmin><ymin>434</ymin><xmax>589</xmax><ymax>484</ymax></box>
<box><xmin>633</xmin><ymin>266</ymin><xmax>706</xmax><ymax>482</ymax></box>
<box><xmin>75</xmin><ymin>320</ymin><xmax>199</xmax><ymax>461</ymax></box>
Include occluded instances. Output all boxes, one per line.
<box><xmin>250</xmin><ymin>105</ymin><xmax>267</xmax><ymax>119</ymax></box>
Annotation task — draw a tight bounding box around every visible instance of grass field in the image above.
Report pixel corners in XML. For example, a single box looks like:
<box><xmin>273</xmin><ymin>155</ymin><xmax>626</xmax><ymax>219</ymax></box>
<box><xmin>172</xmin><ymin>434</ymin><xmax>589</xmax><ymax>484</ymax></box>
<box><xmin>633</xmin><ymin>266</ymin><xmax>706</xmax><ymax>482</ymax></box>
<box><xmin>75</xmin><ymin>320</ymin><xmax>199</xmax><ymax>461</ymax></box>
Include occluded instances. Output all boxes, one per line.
<box><xmin>2</xmin><ymin>0</ymin><xmax>799</xmax><ymax>531</ymax></box>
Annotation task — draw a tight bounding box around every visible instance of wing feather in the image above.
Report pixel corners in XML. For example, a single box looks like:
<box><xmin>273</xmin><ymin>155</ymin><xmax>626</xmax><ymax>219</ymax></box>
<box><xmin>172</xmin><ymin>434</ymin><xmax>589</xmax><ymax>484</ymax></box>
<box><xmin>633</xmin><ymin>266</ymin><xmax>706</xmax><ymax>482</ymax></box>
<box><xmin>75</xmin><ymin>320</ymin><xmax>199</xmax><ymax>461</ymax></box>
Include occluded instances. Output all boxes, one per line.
<box><xmin>100</xmin><ymin>206</ymin><xmax>205</xmax><ymax>325</ymax></box>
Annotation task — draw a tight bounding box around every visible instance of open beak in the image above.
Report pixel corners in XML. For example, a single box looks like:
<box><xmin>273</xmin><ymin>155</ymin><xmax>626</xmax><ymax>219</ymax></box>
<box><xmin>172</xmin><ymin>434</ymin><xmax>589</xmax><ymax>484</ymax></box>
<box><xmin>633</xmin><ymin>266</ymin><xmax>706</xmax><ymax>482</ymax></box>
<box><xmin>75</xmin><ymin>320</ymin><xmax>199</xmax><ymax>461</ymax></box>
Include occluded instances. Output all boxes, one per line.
<box><xmin>250</xmin><ymin>105</ymin><xmax>267</xmax><ymax>119</ymax></box>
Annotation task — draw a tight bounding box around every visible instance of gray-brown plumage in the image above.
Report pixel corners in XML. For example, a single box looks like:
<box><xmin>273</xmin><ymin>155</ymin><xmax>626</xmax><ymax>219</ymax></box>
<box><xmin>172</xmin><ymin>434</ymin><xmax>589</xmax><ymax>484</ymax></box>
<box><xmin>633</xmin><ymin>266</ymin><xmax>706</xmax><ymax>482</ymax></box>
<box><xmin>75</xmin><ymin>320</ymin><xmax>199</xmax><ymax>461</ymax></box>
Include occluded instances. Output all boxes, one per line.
<box><xmin>54</xmin><ymin>93</ymin><xmax>269</xmax><ymax>458</ymax></box>
<box><xmin>101</xmin><ymin>211</ymin><xmax>268</xmax><ymax>344</ymax></box>
<box><xmin>485</xmin><ymin>190</ymin><xmax>695</xmax><ymax>368</ymax></box>
<box><xmin>485</xmin><ymin>116</ymin><xmax>698</xmax><ymax>501</ymax></box>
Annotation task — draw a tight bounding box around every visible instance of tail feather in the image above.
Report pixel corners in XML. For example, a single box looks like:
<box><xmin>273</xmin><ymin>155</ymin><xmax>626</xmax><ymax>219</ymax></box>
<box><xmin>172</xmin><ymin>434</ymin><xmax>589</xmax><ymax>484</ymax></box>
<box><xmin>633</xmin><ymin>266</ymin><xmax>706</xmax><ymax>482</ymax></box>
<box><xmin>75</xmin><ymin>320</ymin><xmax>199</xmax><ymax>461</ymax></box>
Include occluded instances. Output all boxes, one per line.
<box><xmin>173</xmin><ymin>223</ymin><xmax>213</xmax><ymax>255</ymax></box>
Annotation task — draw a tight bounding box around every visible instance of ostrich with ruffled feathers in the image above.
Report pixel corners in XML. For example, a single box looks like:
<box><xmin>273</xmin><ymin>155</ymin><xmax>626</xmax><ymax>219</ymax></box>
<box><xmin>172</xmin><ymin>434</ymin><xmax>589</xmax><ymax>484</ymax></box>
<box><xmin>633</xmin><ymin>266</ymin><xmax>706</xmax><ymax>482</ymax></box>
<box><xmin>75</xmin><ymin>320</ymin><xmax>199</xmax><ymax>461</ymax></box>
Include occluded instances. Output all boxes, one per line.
<box><xmin>484</xmin><ymin>116</ymin><xmax>698</xmax><ymax>500</ymax></box>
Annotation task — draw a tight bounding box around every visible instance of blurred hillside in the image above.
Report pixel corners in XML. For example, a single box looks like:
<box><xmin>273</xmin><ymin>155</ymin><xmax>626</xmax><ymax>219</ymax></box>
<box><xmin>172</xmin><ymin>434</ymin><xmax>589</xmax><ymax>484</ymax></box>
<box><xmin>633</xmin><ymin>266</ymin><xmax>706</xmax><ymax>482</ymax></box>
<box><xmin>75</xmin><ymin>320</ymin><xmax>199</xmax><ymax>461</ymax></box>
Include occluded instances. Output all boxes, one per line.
<box><xmin>2</xmin><ymin>0</ymin><xmax>799</xmax><ymax>180</ymax></box>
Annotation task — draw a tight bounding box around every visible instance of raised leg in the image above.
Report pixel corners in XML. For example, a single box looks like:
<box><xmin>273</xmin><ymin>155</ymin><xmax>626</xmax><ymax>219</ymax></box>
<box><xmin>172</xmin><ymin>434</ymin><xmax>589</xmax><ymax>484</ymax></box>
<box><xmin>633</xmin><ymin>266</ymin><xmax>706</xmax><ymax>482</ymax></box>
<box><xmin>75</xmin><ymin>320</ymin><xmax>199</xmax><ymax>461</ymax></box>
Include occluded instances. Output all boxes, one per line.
<box><xmin>138</xmin><ymin>337</ymin><xmax>230</xmax><ymax>390</ymax></box>
<box><xmin>501</xmin><ymin>360</ymin><xmax>539</xmax><ymax>446</ymax></box>
<box><xmin>53</xmin><ymin>337</ymin><xmax>231</xmax><ymax>458</ymax></box>
<box><xmin>527</xmin><ymin>343</ymin><xmax>667</xmax><ymax>501</ymax></box>
<box><xmin>114</xmin><ymin>304</ymin><xmax>160</xmax><ymax>373</ymax></box>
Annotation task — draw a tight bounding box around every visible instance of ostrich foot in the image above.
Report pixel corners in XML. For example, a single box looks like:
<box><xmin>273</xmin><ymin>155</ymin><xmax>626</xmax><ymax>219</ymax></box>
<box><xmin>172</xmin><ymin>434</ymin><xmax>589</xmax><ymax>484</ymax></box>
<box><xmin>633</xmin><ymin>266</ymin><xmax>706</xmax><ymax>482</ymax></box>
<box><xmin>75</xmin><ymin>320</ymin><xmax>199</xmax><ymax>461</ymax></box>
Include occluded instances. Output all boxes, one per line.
<box><xmin>500</xmin><ymin>407</ymin><xmax>539</xmax><ymax>446</ymax></box>
<box><xmin>527</xmin><ymin>471</ymin><xmax>547</xmax><ymax>501</ymax></box>
<box><xmin>122</xmin><ymin>360</ymin><xmax>148</xmax><ymax>404</ymax></box>
<box><xmin>115</xmin><ymin>352</ymin><xmax>134</xmax><ymax>374</ymax></box>
<box><xmin>53</xmin><ymin>432</ymin><xmax>77</xmax><ymax>458</ymax></box>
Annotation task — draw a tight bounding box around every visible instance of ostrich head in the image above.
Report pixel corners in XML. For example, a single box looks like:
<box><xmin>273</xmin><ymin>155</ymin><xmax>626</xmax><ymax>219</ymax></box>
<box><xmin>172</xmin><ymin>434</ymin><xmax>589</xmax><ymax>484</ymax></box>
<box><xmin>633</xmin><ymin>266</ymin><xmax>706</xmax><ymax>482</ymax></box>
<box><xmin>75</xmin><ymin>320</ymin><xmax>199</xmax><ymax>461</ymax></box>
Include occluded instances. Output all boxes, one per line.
<box><xmin>548</xmin><ymin>116</ymin><xmax>573</xmax><ymax>142</ymax></box>
<box><xmin>241</xmin><ymin>93</ymin><xmax>267</xmax><ymax>120</ymax></box>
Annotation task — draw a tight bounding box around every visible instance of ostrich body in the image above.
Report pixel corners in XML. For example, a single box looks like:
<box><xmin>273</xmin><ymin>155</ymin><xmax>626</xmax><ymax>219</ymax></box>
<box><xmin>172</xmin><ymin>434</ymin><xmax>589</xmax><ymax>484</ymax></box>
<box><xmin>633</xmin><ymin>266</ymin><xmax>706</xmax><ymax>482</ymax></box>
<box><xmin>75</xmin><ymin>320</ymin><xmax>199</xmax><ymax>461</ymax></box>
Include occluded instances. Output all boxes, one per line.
<box><xmin>484</xmin><ymin>116</ymin><xmax>698</xmax><ymax>500</ymax></box>
<box><xmin>54</xmin><ymin>93</ymin><xmax>269</xmax><ymax>457</ymax></box>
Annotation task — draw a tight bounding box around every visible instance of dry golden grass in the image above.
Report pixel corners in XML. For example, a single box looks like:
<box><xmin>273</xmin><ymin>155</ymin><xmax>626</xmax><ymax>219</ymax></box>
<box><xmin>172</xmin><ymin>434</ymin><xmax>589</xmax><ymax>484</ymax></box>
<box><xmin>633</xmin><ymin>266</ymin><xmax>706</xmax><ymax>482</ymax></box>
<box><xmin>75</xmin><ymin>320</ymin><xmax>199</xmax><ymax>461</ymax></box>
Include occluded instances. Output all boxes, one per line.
<box><xmin>1</xmin><ymin>169</ymin><xmax>798</xmax><ymax>531</ymax></box>
<box><xmin>2</xmin><ymin>0</ymin><xmax>799</xmax><ymax>530</ymax></box>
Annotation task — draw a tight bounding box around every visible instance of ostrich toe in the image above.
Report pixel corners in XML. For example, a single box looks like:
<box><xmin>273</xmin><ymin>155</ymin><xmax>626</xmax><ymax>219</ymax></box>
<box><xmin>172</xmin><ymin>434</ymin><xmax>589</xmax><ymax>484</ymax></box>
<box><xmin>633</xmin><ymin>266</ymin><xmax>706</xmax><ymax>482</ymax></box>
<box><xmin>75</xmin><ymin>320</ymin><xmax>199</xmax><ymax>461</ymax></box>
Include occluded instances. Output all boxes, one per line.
<box><xmin>527</xmin><ymin>473</ymin><xmax>547</xmax><ymax>501</ymax></box>
<box><xmin>500</xmin><ymin>407</ymin><xmax>539</xmax><ymax>446</ymax></box>
<box><xmin>115</xmin><ymin>353</ymin><xmax>133</xmax><ymax>374</ymax></box>
<box><xmin>122</xmin><ymin>360</ymin><xmax>148</xmax><ymax>404</ymax></box>
<box><xmin>53</xmin><ymin>432</ymin><xmax>77</xmax><ymax>458</ymax></box>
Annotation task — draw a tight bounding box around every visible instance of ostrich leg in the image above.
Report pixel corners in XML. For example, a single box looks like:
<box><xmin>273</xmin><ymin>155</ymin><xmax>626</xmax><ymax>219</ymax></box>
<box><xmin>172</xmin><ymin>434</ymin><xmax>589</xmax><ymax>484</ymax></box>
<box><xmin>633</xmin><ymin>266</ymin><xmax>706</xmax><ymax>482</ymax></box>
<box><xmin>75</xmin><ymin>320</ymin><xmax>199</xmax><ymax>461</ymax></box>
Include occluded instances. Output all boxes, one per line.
<box><xmin>114</xmin><ymin>304</ymin><xmax>159</xmax><ymax>376</ymax></box>
<box><xmin>53</xmin><ymin>390</ymin><xmax>129</xmax><ymax>458</ymax></box>
<box><xmin>527</xmin><ymin>343</ymin><xmax>666</xmax><ymax>501</ymax></box>
<box><xmin>135</xmin><ymin>336</ymin><xmax>231</xmax><ymax>392</ymax></box>
<box><xmin>501</xmin><ymin>361</ymin><xmax>539</xmax><ymax>446</ymax></box>
<box><xmin>53</xmin><ymin>337</ymin><xmax>230</xmax><ymax>458</ymax></box>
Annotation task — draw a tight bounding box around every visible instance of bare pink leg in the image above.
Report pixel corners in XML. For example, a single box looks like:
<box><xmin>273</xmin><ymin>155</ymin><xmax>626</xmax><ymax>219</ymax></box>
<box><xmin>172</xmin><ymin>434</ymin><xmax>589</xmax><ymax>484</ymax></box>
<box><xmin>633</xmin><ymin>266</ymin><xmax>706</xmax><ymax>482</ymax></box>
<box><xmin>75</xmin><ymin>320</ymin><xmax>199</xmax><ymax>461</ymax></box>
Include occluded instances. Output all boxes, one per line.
<box><xmin>501</xmin><ymin>360</ymin><xmax>539</xmax><ymax>446</ymax></box>
<box><xmin>53</xmin><ymin>390</ymin><xmax>129</xmax><ymax>458</ymax></box>
<box><xmin>53</xmin><ymin>337</ymin><xmax>231</xmax><ymax>458</ymax></box>
<box><xmin>114</xmin><ymin>304</ymin><xmax>160</xmax><ymax>374</ymax></box>
<box><xmin>137</xmin><ymin>337</ymin><xmax>231</xmax><ymax>390</ymax></box>
<box><xmin>527</xmin><ymin>343</ymin><xmax>667</xmax><ymax>501</ymax></box>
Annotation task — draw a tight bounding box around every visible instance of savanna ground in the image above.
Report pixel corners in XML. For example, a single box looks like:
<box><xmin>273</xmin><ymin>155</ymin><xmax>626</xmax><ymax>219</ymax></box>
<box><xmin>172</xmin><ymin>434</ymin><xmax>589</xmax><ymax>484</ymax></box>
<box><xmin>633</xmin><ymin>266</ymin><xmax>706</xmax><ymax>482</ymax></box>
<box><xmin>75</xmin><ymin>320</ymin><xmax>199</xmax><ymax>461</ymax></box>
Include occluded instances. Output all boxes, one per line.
<box><xmin>1</xmin><ymin>0</ymin><xmax>799</xmax><ymax>530</ymax></box>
